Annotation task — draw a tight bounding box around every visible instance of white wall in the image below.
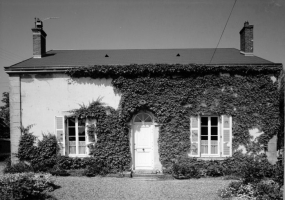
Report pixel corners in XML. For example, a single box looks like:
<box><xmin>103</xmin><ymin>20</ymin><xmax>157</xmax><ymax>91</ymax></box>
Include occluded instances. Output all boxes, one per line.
<box><xmin>21</xmin><ymin>73</ymin><xmax>121</xmax><ymax>139</ymax></box>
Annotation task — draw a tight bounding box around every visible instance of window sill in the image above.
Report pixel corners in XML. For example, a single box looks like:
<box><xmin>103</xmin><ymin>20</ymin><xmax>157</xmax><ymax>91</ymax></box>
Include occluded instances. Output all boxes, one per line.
<box><xmin>68</xmin><ymin>154</ymin><xmax>90</xmax><ymax>158</ymax></box>
<box><xmin>197</xmin><ymin>157</ymin><xmax>229</xmax><ymax>161</ymax></box>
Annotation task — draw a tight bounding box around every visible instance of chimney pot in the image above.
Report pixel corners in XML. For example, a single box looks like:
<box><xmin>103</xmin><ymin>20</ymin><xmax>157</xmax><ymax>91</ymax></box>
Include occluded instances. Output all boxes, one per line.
<box><xmin>239</xmin><ymin>21</ymin><xmax>254</xmax><ymax>56</ymax></box>
<box><xmin>32</xmin><ymin>18</ymin><xmax>46</xmax><ymax>58</ymax></box>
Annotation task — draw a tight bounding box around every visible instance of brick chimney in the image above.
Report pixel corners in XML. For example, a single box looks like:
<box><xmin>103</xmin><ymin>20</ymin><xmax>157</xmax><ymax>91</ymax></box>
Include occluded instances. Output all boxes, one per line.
<box><xmin>239</xmin><ymin>21</ymin><xmax>254</xmax><ymax>56</ymax></box>
<box><xmin>31</xmin><ymin>18</ymin><xmax>47</xmax><ymax>58</ymax></box>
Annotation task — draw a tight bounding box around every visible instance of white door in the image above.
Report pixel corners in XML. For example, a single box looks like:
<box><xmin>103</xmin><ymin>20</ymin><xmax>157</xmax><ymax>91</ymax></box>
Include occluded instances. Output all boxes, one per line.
<box><xmin>133</xmin><ymin>113</ymin><xmax>154</xmax><ymax>170</ymax></box>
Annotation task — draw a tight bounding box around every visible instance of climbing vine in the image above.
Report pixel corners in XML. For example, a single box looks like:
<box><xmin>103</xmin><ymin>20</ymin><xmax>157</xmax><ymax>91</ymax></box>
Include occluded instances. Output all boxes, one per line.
<box><xmin>66</xmin><ymin>64</ymin><xmax>283</xmax><ymax>169</ymax></box>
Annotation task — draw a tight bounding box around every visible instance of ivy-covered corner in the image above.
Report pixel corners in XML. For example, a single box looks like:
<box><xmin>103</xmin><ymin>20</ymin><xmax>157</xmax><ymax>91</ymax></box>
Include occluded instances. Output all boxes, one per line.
<box><xmin>66</xmin><ymin>63</ymin><xmax>283</xmax><ymax>169</ymax></box>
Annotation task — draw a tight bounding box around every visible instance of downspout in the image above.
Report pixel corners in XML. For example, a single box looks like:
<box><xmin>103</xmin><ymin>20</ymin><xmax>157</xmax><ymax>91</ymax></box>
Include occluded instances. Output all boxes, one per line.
<box><xmin>20</xmin><ymin>74</ymin><xmax>22</xmax><ymax>129</ymax></box>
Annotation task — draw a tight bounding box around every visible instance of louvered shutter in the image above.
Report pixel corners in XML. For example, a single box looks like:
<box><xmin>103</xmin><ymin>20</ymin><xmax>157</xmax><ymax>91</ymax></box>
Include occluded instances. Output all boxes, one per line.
<box><xmin>221</xmin><ymin>115</ymin><xmax>232</xmax><ymax>157</ymax></box>
<box><xmin>55</xmin><ymin>116</ymin><xmax>65</xmax><ymax>156</ymax></box>
<box><xmin>190</xmin><ymin>116</ymin><xmax>200</xmax><ymax>157</ymax></box>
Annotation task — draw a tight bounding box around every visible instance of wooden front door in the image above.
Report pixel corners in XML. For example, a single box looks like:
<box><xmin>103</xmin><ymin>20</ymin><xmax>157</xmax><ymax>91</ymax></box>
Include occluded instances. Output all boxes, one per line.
<box><xmin>133</xmin><ymin>113</ymin><xmax>154</xmax><ymax>170</ymax></box>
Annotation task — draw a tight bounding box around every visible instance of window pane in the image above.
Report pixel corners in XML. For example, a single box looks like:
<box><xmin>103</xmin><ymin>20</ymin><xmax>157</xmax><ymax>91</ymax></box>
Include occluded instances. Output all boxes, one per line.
<box><xmin>78</xmin><ymin>127</ymin><xmax>85</xmax><ymax>136</ymax></box>
<box><xmin>211</xmin><ymin>117</ymin><xmax>218</xmax><ymax>126</ymax></box>
<box><xmin>79</xmin><ymin>141</ymin><xmax>85</xmax><ymax>154</ymax></box>
<box><xmin>69</xmin><ymin>128</ymin><xmax>75</xmax><ymax>136</ymax></box>
<box><xmin>79</xmin><ymin>147</ymin><xmax>85</xmax><ymax>154</ymax></box>
<box><xmin>201</xmin><ymin>140</ymin><xmax>208</xmax><ymax>154</ymax></box>
<box><xmin>201</xmin><ymin>127</ymin><xmax>208</xmax><ymax>135</ymax></box>
<box><xmin>211</xmin><ymin>141</ymin><xmax>218</xmax><ymax>154</ymax></box>
<box><xmin>69</xmin><ymin>147</ymin><xmax>76</xmax><ymax>154</ymax></box>
<box><xmin>211</xmin><ymin>127</ymin><xmax>218</xmax><ymax>135</ymax></box>
<box><xmin>68</xmin><ymin>118</ymin><xmax>75</xmax><ymax>126</ymax></box>
<box><xmin>144</xmin><ymin>114</ymin><xmax>152</xmax><ymax>122</ymax></box>
<box><xmin>201</xmin><ymin>117</ymin><xmax>208</xmax><ymax>126</ymax></box>
<box><xmin>79</xmin><ymin>137</ymin><xmax>85</xmax><ymax>141</ymax></box>
<box><xmin>78</xmin><ymin>119</ymin><xmax>86</xmax><ymax>126</ymax></box>
<box><xmin>134</xmin><ymin>114</ymin><xmax>143</xmax><ymax>122</ymax></box>
<box><xmin>211</xmin><ymin>136</ymin><xmax>218</xmax><ymax>140</ymax></box>
<box><xmin>69</xmin><ymin>137</ymin><xmax>75</xmax><ymax>141</ymax></box>
<box><xmin>201</xmin><ymin>135</ymin><xmax>208</xmax><ymax>140</ymax></box>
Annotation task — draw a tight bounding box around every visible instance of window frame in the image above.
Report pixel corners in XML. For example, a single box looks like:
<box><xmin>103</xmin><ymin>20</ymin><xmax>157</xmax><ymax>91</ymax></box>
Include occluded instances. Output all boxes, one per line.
<box><xmin>200</xmin><ymin>116</ymin><xmax>220</xmax><ymax>157</ymax></box>
<box><xmin>67</xmin><ymin>117</ymin><xmax>90</xmax><ymax>157</ymax></box>
<box><xmin>190</xmin><ymin>115</ymin><xmax>232</xmax><ymax>158</ymax></box>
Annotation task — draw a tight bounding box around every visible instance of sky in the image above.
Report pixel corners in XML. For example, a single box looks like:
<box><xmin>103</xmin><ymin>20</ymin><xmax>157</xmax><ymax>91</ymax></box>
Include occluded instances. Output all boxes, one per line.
<box><xmin>0</xmin><ymin>0</ymin><xmax>284</xmax><ymax>106</ymax></box>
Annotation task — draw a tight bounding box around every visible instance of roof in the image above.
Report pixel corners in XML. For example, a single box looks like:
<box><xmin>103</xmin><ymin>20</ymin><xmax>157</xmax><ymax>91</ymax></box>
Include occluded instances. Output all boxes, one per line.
<box><xmin>7</xmin><ymin>48</ymin><xmax>274</xmax><ymax>70</ymax></box>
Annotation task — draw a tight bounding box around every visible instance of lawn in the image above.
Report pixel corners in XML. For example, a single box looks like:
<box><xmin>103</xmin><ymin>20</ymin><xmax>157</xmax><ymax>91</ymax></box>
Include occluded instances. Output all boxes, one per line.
<box><xmin>49</xmin><ymin>176</ymin><xmax>232</xmax><ymax>200</ymax></box>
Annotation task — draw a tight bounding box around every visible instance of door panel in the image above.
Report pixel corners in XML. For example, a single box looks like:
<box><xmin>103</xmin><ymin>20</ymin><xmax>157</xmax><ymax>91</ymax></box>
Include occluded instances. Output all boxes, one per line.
<box><xmin>134</xmin><ymin>124</ymin><xmax>153</xmax><ymax>169</ymax></box>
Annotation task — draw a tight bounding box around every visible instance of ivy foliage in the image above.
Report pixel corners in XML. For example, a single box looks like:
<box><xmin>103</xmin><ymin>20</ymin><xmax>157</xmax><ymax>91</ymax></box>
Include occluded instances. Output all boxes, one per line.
<box><xmin>69</xmin><ymin>99</ymin><xmax>131</xmax><ymax>171</ymax></box>
<box><xmin>67</xmin><ymin>64</ymin><xmax>282</xmax><ymax>168</ymax></box>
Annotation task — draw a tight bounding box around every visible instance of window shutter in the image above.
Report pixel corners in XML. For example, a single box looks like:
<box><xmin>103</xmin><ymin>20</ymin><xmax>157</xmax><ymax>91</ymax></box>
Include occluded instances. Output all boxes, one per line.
<box><xmin>221</xmin><ymin>115</ymin><xmax>232</xmax><ymax>157</ymax></box>
<box><xmin>55</xmin><ymin>116</ymin><xmax>65</xmax><ymax>156</ymax></box>
<box><xmin>190</xmin><ymin>116</ymin><xmax>200</xmax><ymax>157</ymax></box>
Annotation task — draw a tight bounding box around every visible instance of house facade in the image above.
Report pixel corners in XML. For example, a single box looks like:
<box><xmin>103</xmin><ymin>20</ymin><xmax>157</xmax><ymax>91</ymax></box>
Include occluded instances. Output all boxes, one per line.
<box><xmin>5</xmin><ymin>19</ymin><xmax>283</xmax><ymax>171</ymax></box>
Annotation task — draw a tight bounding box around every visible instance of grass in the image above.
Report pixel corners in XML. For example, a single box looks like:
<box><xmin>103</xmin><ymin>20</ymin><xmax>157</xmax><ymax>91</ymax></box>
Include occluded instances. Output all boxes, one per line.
<box><xmin>49</xmin><ymin>176</ymin><xmax>232</xmax><ymax>200</ymax></box>
<box><xmin>0</xmin><ymin>162</ymin><xmax>232</xmax><ymax>199</ymax></box>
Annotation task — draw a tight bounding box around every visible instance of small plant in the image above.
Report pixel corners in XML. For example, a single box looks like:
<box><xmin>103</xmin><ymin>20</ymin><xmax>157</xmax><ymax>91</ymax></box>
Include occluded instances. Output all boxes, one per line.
<box><xmin>254</xmin><ymin>180</ymin><xmax>282</xmax><ymax>200</ymax></box>
<box><xmin>49</xmin><ymin>165</ymin><xmax>70</xmax><ymax>176</ymax></box>
<box><xmin>217</xmin><ymin>187</ymin><xmax>234</xmax><ymax>199</ymax></box>
<box><xmin>0</xmin><ymin>172</ymin><xmax>57</xmax><ymax>200</ymax></box>
<box><xmin>83</xmin><ymin>157</ymin><xmax>109</xmax><ymax>177</ymax></box>
<box><xmin>171</xmin><ymin>157</ymin><xmax>200</xmax><ymax>179</ymax></box>
<box><xmin>4</xmin><ymin>161</ymin><xmax>33</xmax><ymax>174</ymax></box>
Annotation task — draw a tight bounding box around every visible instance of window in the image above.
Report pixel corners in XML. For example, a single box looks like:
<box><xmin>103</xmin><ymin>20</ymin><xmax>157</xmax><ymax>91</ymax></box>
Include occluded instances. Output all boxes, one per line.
<box><xmin>190</xmin><ymin>115</ymin><xmax>232</xmax><ymax>157</ymax></box>
<box><xmin>67</xmin><ymin>118</ymin><xmax>86</xmax><ymax>155</ymax></box>
<box><xmin>55</xmin><ymin>116</ymin><xmax>92</xmax><ymax>157</ymax></box>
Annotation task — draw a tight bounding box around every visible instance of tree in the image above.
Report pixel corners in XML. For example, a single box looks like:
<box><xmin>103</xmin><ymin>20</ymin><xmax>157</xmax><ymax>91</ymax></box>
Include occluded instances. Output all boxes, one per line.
<box><xmin>0</xmin><ymin>92</ymin><xmax>10</xmax><ymax>138</ymax></box>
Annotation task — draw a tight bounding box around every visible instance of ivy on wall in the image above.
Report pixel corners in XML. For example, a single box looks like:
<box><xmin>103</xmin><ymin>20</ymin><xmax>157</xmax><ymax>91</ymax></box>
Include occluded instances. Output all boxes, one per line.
<box><xmin>69</xmin><ymin>99</ymin><xmax>131</xmax><ymax>170</ymax></box>
<box><xmin>66</xmin><ymin>64</ymin><xmax>283</xmax><ymax>168</ymax></box>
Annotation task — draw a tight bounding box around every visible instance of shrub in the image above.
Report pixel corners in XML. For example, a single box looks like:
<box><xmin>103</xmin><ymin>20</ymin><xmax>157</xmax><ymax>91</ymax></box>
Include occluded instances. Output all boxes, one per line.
<box><xmin>56</xmin><ymin>156</ymin><xmax>74</xmax><ymax>170</ymax></box>
<box><xmin>204</xmin><ymin>160</ymin><xmax>224</xmax><ymax>177</ymax></box>
<box><xmin>83</xmin><ymin>157</ymin><xmax>109</xmax><ymax>177</ymax></box>
<box><xmin>0</xmin><ymin>172</ymin><xmax>56</xmax><ymax>200</ymax></box>
<box><xmin>4</xmin><ymin>161</ymin><xmax>33</xmax><ymax>174</ymax></box>
<box><xmin>17</xmin><ymin>132</ymin><xmax>37</xmax><ymax>161</ymax></box>
<box><xmin>217</xmin><ymin>187</ymin><xmax>234</xmax><ymax>199</ymax></box>
<box><xmin>49</xmin><ymin>165</ymin><xmax>70</xmax><ymax>177</ymax></box>
<box><xmin>171</xmin><ymin>157</ymin><xmax>200</xmax><ymax>179</ymax></box>
<box><xmin>17</xmin><ymin>130</ymin><xmax>60</xmax><ymax>172</ymax></box>
<box><xmin>254</xmin><ymin>180</ymin><xmax>282</xmax><ymax>200</ymax></box>
<box><xmin>67</xmin><ymin>169</ymin><xmax>85</xmax><ymax>177</ymax></box>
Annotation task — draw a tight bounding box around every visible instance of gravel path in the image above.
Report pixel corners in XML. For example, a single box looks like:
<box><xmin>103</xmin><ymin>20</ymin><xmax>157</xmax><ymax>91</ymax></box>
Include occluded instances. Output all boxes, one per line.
<box><xmin>50</xmin><ymin>176</ymin><xmax>231</xmax><ymax>200</ymax></box>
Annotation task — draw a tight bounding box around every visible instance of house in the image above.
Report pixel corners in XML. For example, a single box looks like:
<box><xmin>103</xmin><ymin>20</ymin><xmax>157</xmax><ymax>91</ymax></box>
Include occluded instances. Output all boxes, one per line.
<box><xmin>5</xmin><ymin>19</ymin><xmax>283</xmax><ymax>171</ymax></box>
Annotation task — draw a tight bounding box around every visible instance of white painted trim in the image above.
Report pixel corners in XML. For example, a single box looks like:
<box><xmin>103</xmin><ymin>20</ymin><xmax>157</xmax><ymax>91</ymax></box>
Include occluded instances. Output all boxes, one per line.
<box><xmin>66</xmin><ymin>117</ymin><xmax>88</xmax><ymax>157</ymax></box>
<box><xmin>240</xmin><ymin>51</ymin><xmax>254</xmax><ymax>56</ymax></box>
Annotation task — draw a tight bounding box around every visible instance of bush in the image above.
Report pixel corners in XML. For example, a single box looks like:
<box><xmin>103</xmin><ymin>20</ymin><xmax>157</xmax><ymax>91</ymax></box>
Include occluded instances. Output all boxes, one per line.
<box><xmin>204</xmin><ymin>160</ymin><xmax>224</xmax><ymax>177</ymax></box>
<box><xmin>67</xmin><ymin>169</ymin><xmax>85</xmax><ymax>177</ymax></box>
<box><xmin>4</xmin><ymin>161</ymin><xmax>33</xmax><ymax>174</ymax></box>
<box><xmin>254</xmin><ymin>180</ymin><xmax>282</xmax><ymax>200</ymax></box>
<box><xmin>171</xmin><ymin>157</ymin><xmax>200</xmax><ymax>179</ymax></box>
<box><xmin>17</xmin><ymin>131</ymin><xmax>60</xmax><ymax>172</ymax></box>
<box><xmin>56</xmin><ymin>156</ymin><xmax>74</xmax><ymax>170</ymax></box>
<box><xmin>0</xmin><ymin>172</ymin><xmax>56</xmax><ymax>200</ymax></box>
<box><xmin>83</xmin><ymin>157</ymin><xmax>109</xmax><ymax>177</ymax></box>
<box><xmin>49</xmin><ymin>165</ymin><xmax>70</xmax><ymax>177</ymax></box>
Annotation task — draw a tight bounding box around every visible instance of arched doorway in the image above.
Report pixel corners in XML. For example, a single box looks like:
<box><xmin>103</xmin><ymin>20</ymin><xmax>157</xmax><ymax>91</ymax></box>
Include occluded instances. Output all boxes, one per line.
<box><xmin>132</xmin><ymin>112</ymin><xmax>155</xmax><ymax>170</ymax></box>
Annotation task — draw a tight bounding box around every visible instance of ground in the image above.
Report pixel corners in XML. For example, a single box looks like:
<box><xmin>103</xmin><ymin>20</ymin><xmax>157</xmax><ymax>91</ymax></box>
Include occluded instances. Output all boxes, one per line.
<box><xmin>0</xmin><ymin>162</ymin><xmax>232</xmax><ymax>200</ymax></box>
<box><xmin>50</xmin><ymin>176</ymin><xmax>231</xmax><ymax>200</ymax></box>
